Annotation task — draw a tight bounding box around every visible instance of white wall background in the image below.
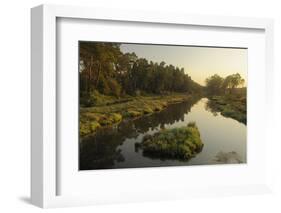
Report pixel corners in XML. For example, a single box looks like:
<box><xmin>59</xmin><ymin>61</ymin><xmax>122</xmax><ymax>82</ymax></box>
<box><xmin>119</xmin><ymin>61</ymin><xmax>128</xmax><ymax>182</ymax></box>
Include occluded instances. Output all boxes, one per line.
<box><xmin>0</xmin><ymin>0</ymin><xmax>280</xmax><ymax>212</ymax></box>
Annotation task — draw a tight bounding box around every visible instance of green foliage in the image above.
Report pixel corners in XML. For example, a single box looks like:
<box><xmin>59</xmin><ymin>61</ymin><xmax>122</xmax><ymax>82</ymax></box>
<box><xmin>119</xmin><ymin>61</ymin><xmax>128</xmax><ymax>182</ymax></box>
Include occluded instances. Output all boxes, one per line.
<box><xmin>206</xmin><ymin>94</ymin><xmax>247</xmax><ymax>124</ymax></box>
<box><xmin>110</xmin><ymin>113</ymin><xmax>122</xmax><ymax>122</ymax></box>
<box><xmin>153</xmin><ymin>104</ymin><xmax>163</xmax><ymax>112</ymax></box>
<box><xmin>80</xmin><ymin>120</ymin><xmax>101</xmax><ymax>137</ymax></box>
<box><xmin>143</xmin><ymin>107</ymin><xmax>154</xmax><ymax>114</ymax></box>
<box><xmin>106</xmin><ymin>78</ymin><xmax>122</xmax><ymax>97</ymax></box>
<box><xmin>205</xmin><ymin>73</ymin><xmax>245</xmax><ymax>95</ymax></box>
<box><xmin>205</xmin><ymin>74</ymin><xmax>224</xmax><ymax>95</ymax></box>
<box><xmin>224</xmin><ymin>73</ymin><xmax>245</xmax><ymax>91</ymax></box>
<box><xmin>80</xmin><ymin>90</ymin><xmax>129</xmax><ymax>107</ymax></box>
<box><xmin>79</xmin><ymin>42</ymin><xmax>202</xmax><ymax>106</ymax></box>
<box><xmin>80</xmin><ymin>121</ymin><xmax>92</xmax><ymax>136</ymax></box>
<box><xmin>80</xmin><ymin>93</ymin><xmax>195</xmax><ymax>136</ymax></box>
<box><xmin>126</xmin><ymin>110</ymin><xmax>142</xmax><ymax>118</ymax></box>
<box><xmin>136</xmin><ymin>122</ymin><xmax>203</xmax><ymax>160</ymax></box>
<box><xmin>80</xmin><ymin>111</ymin><xmax>122</xmax><ymax>136</ymax></box>
<box><xmin>90</xmin><ymin>121</ymin><xmax>101</xmax><ymax>131</ymax></box>
<box><xmin>99</xmin><ymin>113</ymin><xmax>123</xmax><ymax>126</ymax></box>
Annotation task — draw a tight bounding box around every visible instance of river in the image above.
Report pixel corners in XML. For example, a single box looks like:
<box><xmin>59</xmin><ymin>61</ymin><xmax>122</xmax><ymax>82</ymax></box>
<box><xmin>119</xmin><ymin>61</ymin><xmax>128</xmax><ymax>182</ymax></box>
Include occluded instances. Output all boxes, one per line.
<box><xmin>80</xmin><ymin>97</ymin><xmax>246</xmax><ymax>170</ymax></box>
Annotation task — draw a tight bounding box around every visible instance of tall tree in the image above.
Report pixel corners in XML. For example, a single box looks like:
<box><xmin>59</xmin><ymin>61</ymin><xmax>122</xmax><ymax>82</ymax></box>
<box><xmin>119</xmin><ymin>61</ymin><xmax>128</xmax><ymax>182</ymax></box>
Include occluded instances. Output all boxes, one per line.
<box><xmin>205</xmin><ymin>74</ymin><xmax>224</xmax><ymax>95</ymax></box>
<box><xmin>79</xmin><ymin>41</ymin><xmax>203</xmax><ymax>102</ymax></box>
<box><xmin>223</xmin><ymin>73</ymin><xmax>245</xmax><ymax>94</ymax></box>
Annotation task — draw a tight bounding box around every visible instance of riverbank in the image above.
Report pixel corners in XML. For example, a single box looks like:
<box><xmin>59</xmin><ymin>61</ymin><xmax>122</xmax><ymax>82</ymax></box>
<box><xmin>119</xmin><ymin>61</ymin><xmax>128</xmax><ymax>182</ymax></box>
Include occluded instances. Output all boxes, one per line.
<box><xmin>206</xmin><ymin>94</ymin><xmax>246</xmax><ymax>124</ymax></box>
<box><xmin>80</xmin><ymin>98</ymin><xmax>246</xmax><ymax>169</ymax></box>
<box><xmin>80</xmin><ymin>93</ymin><xmax>194</xmax><ymax>137</ymax></box>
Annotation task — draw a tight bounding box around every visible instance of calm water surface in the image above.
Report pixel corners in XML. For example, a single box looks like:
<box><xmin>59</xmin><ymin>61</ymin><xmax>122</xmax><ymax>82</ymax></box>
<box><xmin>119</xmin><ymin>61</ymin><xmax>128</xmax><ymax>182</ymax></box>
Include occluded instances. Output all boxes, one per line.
<box><xmin>80</xmin><ymin>98</ymin><xmax>246</xmax><ymax>170</ymax></box>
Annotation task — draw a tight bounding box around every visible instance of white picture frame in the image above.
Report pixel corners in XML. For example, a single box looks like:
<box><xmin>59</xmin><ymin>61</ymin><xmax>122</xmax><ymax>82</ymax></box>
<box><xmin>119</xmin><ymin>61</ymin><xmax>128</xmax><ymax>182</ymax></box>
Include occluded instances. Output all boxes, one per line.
<box><xmin>31</xmin><ymin>4</ymin><xmax>274</xmax><ymax>208</ymax></box>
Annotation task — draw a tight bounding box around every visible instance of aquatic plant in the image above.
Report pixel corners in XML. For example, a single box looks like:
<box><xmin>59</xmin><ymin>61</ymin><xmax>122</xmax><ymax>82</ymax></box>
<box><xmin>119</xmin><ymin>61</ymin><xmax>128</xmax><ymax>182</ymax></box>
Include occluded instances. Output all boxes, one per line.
<box><xmin>206</xmin><ymin>94</ymin><xmax>246</xmax><ymax>124</ymax></box>
<box><xmin>136</xmin><ymin>122</ymin><xmax>203</xmax><ymax>160</ymax></box>
<box><xmin>214</xmin><ymin>151</ymin><xmax>243</xmax><ymax>164</ymax></box>
<box><xmin>79</xmin><ymin>93</ymin><xmax>195</xmax><ymax>137</ymax></box>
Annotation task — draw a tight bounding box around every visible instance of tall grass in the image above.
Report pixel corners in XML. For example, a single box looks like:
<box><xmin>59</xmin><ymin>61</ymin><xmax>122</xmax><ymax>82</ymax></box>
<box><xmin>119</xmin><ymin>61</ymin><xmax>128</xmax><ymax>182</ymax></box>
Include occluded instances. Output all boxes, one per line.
<box><xmin>136</xmin><ymin>122</ymin><xmax>203</xmax><ymax>160</ymax></box>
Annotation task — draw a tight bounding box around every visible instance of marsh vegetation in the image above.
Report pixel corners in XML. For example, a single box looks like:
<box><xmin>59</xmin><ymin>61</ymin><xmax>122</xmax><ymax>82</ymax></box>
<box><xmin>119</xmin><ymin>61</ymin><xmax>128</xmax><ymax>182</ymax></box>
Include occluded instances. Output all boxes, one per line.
<box><xmin>206</xmin><ymin>94</ymin><xmax>246</xmax><ymax>124</ymax></box>
<box><xmin>80</xmin><ymin>92</ymin><xmax>193</xmax><ymax>136</ymax></box>
<box><xmin>136</xmin><ymin>122</ymin><xmax>203</xmax><ymax>161</ymax></box>
<box><xmin>79</xmin><ymin>42</ymin><xmax>247</xmax><ymax>170</ymax></box>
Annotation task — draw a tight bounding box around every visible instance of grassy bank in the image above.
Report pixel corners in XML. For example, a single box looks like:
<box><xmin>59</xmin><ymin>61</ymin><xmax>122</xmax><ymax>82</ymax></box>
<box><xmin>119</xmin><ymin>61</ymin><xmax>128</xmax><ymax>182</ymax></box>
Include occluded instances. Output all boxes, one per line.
<box><xmin>207</xmin><ymin>94</ymin><xmax>246</xmax><ymax>124</ymax></box>
<box><xmin>80</xmin><ymin>93</ymin><xmax>193</xmax><ymax>137</ymax></box>
<box><xmin>135</xmin><ymin>122</ymin><xmax>203</xmax><ymax>160</ymax></box>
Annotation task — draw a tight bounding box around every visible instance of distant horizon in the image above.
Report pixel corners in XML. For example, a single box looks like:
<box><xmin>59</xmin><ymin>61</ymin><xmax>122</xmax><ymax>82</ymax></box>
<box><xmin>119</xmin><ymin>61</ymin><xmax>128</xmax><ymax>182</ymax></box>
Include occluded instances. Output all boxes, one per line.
<box><xmin>120</xmin><ymin>43</ymin><xmax>247</xmax><ymax>86</ymax></box>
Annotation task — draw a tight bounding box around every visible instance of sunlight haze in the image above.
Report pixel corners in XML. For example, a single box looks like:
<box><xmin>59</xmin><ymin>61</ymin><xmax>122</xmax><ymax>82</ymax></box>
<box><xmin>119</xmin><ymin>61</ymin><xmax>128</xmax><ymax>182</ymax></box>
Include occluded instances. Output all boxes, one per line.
<box><xmin>120</xmin><ymin>44</ymin><xmax>247</xmax><ymax>86</ymax></box>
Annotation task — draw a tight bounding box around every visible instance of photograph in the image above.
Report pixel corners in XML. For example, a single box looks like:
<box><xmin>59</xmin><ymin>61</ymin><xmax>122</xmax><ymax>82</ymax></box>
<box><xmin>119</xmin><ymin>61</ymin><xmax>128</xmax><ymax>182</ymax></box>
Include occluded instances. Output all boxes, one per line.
<box><xmin>79</xmin><ymin>41</ymin><xmax>247</xmax><ymax>170</ymax></box>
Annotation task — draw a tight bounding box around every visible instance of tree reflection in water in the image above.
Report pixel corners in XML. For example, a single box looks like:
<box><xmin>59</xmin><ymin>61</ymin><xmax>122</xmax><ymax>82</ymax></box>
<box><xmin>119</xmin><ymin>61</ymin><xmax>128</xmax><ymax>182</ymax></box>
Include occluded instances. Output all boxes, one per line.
<box><xmin>205</xmin><ymin>98</ymin><xmax>246</xmax><ymax>124</ymax></box>
<box><xmin>79</xmin><ymin>97</ymin><xmax>201</xmax><ymax>170</ymax></box>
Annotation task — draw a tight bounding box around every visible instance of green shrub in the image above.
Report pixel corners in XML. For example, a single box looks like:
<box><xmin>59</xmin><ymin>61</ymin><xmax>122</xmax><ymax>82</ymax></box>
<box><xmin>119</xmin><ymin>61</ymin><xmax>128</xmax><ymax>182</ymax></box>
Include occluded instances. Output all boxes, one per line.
<box><xmin>83</xmin><ymin>112</ymin><xmax>103</xmax><ymax>121</ymax></box>
<box><xmin>90</xmin><ymin>121</ymin><xmax>101</xmax><ymax>131</ymax></box>
<box><xmin>107</xmin><ymin>78</ymin><xmax>122</xmax><ymax>97</ymax></box>
<box><xmin>208</xmin><ymin>95</ymin><xmax>247</xmax><ymax>124</ymax></box>
<box><xmin>79</xmin><ymin>93</ymin><xmax>195</xmax><ymax>137</ymax></box>
<box><xmin>137</xmin><ymin>122</ymin><xmax>203</xmax><ymax>160</ymax></box>
<box><xmin>80</xmin><ymin>121</ymin><xmax>92</xmax><ymax>136</ymax></box>
<box><xmin>110</xmin><ymin>113</ymin><xmax>122</xmax><ymax>122</ymax></box>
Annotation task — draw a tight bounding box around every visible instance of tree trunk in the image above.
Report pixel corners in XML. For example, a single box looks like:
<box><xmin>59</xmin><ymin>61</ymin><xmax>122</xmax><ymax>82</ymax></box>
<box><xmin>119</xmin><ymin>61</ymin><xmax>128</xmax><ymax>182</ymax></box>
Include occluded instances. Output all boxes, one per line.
<box><xmin>231</xmin><ymin>86</ymin><xmax>235</xmax><ymax>94</ymax></box>
<box><xmin>87</xmin><ymin>56</ymin><xmax>94</xmax><ymax>93</ymax></box>
<box><xmin>95</xmin><ymin>62</ymin><xmax>101</xmax><ymax>88</ymax></box>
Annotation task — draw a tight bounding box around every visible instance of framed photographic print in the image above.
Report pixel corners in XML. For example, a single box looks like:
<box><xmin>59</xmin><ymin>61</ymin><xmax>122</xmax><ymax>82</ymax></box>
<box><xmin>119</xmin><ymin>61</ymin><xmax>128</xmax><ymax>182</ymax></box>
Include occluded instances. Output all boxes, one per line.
<box><xmin>31</xmin><ymin>4</ymin><xmax>274</xmax><ymax>208</ymax></box>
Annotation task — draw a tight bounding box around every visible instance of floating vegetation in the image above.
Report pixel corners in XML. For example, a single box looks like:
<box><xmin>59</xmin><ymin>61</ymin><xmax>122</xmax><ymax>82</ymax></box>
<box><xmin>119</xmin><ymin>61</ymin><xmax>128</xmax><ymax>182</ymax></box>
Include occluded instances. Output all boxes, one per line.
<box><xmin>206</xmin><ymin>95</ymin><xmax>246</xmax><ymax>124</ymax></box>
<box><xmin>213</xmin><ymin>151</ymin><xmax>243</xmax><ymax>164</ymax></box>
<box><xmin>135</xmin><ymin>122</ymin><xmax>203</xmax><ymax>160</ymax></box>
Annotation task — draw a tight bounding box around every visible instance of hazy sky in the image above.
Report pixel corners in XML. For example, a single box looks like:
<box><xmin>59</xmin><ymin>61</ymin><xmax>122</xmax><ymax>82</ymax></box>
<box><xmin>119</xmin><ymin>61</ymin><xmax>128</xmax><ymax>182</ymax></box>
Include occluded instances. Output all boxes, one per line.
<box><xmin>120</xmin><ymin>44</ymin><xmax>247</xmax><ymax>86</ymax></box>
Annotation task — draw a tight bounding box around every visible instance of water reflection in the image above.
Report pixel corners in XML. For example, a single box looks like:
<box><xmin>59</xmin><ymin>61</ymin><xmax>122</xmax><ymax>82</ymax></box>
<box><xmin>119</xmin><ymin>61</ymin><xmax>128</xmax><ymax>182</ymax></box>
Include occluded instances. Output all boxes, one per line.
<box><xmin>213</xmin><ymin>151</ymin><xmax>242</xmax><ymax>164</ymax></box>
<box><xmin>80</xmin><ymin>97</ymin><xmax>200</xmax><ymax>170</ymax></box>
<box><xmin>205</xmin><ymin>98</ymin><xmax>246</xmax><ymax>124</ymax></box>
<box><xmin>205</xmin><ymin>99</ymin><xmax>220</xmax><ymax>116</ymax></box>
<box><xmin>79</xmin><ymin>97</ymin><xmax>246</xmax><ymax>170</ymax></box>
<box><xmin>79</xmin><ymin>129</ymin><xmax>125</xmax><ymax>170</ymax></box>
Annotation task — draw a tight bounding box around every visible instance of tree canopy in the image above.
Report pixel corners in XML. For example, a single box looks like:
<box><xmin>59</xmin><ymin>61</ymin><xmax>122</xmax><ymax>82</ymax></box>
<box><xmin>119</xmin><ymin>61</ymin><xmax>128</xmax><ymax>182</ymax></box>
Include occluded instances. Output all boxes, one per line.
<box><xmin>205</xmin><ymin>73</ymin><xmax>245</xmax><ymax>95</ymax></box>
<box><xmin>79</xmin><ymin>42</ymin><xmax>202</xmax><ymax>100</ymax></box>
<box><xmin>79</xmin><ymin>41</ymin><xmax>246</xmax><ymax>106</ymax></box>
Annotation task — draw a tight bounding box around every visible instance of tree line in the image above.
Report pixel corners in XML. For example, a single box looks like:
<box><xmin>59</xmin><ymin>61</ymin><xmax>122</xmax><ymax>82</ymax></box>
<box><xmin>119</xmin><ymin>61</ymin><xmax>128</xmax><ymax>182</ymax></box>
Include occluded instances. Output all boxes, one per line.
<box><xmin>79</xmin><ymin>42</ymin><xmax>202</xmax><ymax>99</ymax></box>
<box><xmin>205</xmin><ymin>73</ymin><xmax>245</xmax><ymax>95</ymax></box>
